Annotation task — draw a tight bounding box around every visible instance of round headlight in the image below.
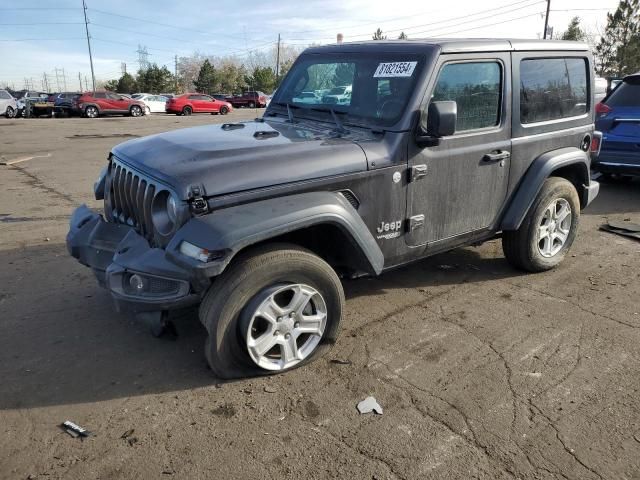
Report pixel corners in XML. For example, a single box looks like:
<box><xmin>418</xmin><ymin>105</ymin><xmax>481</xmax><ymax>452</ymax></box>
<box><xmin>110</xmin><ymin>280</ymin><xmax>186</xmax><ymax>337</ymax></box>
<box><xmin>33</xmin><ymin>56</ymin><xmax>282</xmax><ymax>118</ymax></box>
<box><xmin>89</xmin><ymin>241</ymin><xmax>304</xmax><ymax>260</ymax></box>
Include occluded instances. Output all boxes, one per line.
<box><xmin>151</xmin><ymin>190</ymin><xmax>179</xmax><ymax>236</ymax></box>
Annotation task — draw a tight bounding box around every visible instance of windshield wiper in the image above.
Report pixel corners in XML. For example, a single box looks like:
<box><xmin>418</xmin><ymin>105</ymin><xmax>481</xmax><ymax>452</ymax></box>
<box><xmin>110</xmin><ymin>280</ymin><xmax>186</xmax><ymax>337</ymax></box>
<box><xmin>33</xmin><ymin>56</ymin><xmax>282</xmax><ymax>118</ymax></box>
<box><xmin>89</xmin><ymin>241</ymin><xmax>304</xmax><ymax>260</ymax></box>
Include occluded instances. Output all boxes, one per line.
<box><xmin>272</xmin><ymin>101</ymin><xmax>298</xmax><ymax>123</ymax></box>
<box><xmin>310</xmin><ymin>107</ymin><xmax>348</xmax><ymax>134</ymax></box>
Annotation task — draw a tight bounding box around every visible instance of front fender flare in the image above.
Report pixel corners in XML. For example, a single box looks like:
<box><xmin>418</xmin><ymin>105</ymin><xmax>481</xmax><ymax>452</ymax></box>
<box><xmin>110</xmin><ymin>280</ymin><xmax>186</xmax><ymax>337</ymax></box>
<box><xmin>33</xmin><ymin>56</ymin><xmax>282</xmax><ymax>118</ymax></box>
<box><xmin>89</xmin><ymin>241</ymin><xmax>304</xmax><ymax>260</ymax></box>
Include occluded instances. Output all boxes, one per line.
<box><xmin>501</xmin><ymin>147</ymin><xmax>591</xmax><ymax>231</ymax></box>
<box><xmin>167</xmin><ymin>191</ymin><xmax>384</xmax><ymax>277</ymax></box>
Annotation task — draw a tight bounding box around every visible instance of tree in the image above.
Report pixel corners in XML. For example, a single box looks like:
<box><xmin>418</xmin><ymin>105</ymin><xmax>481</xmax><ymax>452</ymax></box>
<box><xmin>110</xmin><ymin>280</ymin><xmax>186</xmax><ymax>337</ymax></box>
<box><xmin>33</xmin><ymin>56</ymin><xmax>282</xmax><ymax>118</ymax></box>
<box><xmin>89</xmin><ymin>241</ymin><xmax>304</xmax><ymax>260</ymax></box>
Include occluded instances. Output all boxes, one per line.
<box><xmin>398</xmin><ymin>32</ymin><xmax>408</xmax><ymax>40</ymax></box>
<box><xmin>117</xmin><ymin>72</ymin><xmax>137</xmax><ymax>93</ymax></box>
<box><xmin>561</xmin><ymin>17</ymin><xmax>586</xmax><ymax>41</ymax></box>
<box><xmin>104</xmin><ymin>79</ymin><xmax>119</xmax><ymax>92</ymax></box>
<box><xmin>595</xmin><ymin>0</ymin><xmax>640</xmax><ymax>76</ymax></box>
<box><xmin>193</xmin><ymin>59</ymin><xmax>217</xmax><ymax>94</ymax></box>
<box><xmin>246</xmin><ymin>66</ymin><xmax>276</xmax><ymax>93</ymax></box>
<box><xmin>136</xmin><ymin>64</ymin><xmax>174</xmax><ymax>93</ymax></box>
<box><xmin>372</xmin><ymin>28</ymin><xmax>386</xmax><ymax>40</ymax></box>
<box><xmin>277</xmin><ymin>59</ymin><xmax>295</xmax><ymax>86</ymax></box>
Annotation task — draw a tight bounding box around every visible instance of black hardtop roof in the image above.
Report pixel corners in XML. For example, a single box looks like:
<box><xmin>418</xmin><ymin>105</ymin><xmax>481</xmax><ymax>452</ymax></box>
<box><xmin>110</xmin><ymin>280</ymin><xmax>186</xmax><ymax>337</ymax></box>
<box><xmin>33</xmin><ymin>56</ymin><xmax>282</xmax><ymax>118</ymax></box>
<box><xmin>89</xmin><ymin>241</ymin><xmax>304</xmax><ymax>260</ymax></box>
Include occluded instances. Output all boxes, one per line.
<box><xmin>304</xmin><ymin>38</ymin><xmax>589</xmax><ymax>54</ymax></box>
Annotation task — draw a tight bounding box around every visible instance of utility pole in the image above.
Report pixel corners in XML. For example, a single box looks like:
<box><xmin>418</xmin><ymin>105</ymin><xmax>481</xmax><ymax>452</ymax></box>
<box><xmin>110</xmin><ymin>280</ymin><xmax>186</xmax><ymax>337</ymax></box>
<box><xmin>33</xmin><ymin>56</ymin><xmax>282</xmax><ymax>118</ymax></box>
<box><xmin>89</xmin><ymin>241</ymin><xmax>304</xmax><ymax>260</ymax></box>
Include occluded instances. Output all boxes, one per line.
<box><xmin>121</xmin><ymin>62</ymin><xmax>127</xmax><ymax>76</ymax></box>
<box><xmin>62</xmin><ymin>68</ymin><xmax>67</xmax><ymax>91</ymax></box>
<box><xmin>543</xmin><ymin>0</ymin><xmax>551</xmax><ymax>39</ymax></box>
<box><xmin>84</xmin><ymin>76</ymin><xmax>89</xmax><ymax>91</ymax></box>
<box><xmin>174</xmin><ymin>54</ymin><xmax>178</xmax><ymax>93</ymax></box>
<box><xmin>275</xmin><ymin>33</ymin><xmax>281</xmax><ymax>80</ymax></box>
<box><xmin>42</xmin><ymin>73</ymin><xmax>49</xmax><ymax>92</ymax></box>
<box><xmin>78</xmin><ymin>72</ymin><xmax>83</xmax><ymax>91</ymax></box>
<box><xmin>82</xmin><ymin>0</ymin><xmax>96</xmax><ymax>91</ymax></box>
<box><xmin>54</xmin><ymin>68</ymin><xmax>62</xmax><ymax>91</ymax></box>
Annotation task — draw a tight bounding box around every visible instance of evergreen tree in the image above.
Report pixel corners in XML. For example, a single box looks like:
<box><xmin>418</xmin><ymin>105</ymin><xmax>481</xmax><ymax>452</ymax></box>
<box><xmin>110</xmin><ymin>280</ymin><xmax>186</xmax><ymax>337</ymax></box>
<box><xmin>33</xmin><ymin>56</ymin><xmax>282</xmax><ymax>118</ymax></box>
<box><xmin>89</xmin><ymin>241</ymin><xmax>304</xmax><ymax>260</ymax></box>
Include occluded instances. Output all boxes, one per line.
<box><xmin>561</xmin><ymin>17</ymin><xmax>586</xmax><ymax>41</ymax></box>
<box><xmin>333</xmin><ymin>63</ymin><xmax>355</xmax><ymax>86</ymax></box>
<box><xmin>398</xmin><ymin>32</ymin><xmax>408</xmax><ymax>40</ymax></box>
<box><xmin>193</xmin><ymin>59</ymin><xmax>217</xmax><ymax>94</ymax></box>
<box><xmin>595</xmin><ymin>0</ymin><xmax>640</xmax><ymax>76</ymax></box>
<box><xmin>136</xmin><ymin>64</ymin><xmax>173</xmax><ymax>93</ymax></box>
<box><xmin>116</xmin><ymin>72</ymin><xmax>137</xmax><ymax>93</ymax></box>
<box><xmin>372</xmin><ymin>28</ymin><xmax>386</xmax><ymax>40</ymax></box>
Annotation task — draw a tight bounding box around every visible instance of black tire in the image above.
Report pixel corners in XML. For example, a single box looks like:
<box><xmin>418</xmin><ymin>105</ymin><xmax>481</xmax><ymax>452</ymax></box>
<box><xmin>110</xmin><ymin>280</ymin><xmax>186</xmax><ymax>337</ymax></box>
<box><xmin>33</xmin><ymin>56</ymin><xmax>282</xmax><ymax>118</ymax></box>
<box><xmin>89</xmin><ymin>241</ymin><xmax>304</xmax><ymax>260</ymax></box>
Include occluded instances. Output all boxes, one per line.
<box><xmin>219</xmin><ymin>106</ymin><xmax>229</xmax><ymax>115</ymax></box>
<box><xmin>84</xmin><ymin>105</ymin><xmax>99</xmax><ymax>118</ymax></box>
<box><xmin>248</xmin><ymin>101</ymin><xmax>256</xmax><ymax>108</ymax></box>
<box><xmin>5</xmin><ymin>106</ymin><xmax>15</xmax><ymax>118</ymax></box>
<box><xmin>502</xmin><ymin>177</ymin><xmax>580</xmax><ymax>272</ymax></box>
<box><xmin>182</xmin><ymin>106</ymin><xmax>192</xmax><ymax>116</ymax></box>
<box><xmin>199</xmin><ymin>243</ymin><xmax>344</xmax><ymax>379</ymax></box>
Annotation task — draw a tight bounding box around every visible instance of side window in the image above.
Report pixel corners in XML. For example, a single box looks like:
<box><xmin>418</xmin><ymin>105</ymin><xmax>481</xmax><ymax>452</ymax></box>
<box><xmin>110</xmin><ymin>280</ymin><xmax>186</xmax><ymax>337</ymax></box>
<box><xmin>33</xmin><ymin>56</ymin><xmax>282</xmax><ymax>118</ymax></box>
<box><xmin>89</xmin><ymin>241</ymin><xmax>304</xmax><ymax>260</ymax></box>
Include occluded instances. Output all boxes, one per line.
<box><xmin>520</xmin><ymin>57</ymin><xmax>588</xmax><ymax>124</ymax></box>
<box><xmin>188</xmin><ymin>95</ymin><xmax>199</xmax><ymax>100</ymax></box>
<box><xmin>0</xmin><ymin>91</ymin><xmax>11</xmax><ymax>99</ymax></box>
<box><xmin>94</xmin><ymin>92</ymin><xmax>106</xmax><ymax>99</ymax></box>
<box><xmin>431</xmin><ymin>62</ymin><xmax>502</xmax><ymax>132</ymax></box>
<box><xmin>106</xmin><ymin>92</ymin><xmax>120</xmax><ymax>100</ymax></box>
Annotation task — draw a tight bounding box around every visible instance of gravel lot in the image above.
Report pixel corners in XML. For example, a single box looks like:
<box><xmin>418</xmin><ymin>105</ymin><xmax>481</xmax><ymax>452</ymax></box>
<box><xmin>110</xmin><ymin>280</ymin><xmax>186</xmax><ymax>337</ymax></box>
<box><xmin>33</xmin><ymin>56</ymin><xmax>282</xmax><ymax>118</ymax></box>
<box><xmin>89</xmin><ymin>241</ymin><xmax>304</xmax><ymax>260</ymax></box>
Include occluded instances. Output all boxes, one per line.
<box><xmin>1</xmin><ymin>113</ymin><xmax>639</xmax><ymax>480</ymax></box>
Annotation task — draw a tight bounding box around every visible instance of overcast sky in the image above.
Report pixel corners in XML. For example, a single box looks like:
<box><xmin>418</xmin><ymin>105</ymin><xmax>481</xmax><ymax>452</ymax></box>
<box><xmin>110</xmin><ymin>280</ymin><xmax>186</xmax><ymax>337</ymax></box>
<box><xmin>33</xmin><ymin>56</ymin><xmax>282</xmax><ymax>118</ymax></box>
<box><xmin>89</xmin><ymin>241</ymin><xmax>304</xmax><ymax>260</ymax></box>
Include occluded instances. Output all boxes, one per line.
<box><xmin>0</xmin><ymin>0</ymin><xmax>620</xmax><ymax>90</ymax></box>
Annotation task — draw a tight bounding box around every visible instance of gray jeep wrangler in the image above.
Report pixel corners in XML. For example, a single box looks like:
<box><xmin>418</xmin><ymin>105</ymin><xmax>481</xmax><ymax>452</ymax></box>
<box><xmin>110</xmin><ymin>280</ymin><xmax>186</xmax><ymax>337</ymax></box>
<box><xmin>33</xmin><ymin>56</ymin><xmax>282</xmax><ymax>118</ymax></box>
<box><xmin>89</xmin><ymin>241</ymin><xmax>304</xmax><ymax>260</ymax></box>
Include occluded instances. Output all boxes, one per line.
<box><xmin>68</xmin><ymin>39</ymin><xmax>600</xmax><ymax>378</ymax></box>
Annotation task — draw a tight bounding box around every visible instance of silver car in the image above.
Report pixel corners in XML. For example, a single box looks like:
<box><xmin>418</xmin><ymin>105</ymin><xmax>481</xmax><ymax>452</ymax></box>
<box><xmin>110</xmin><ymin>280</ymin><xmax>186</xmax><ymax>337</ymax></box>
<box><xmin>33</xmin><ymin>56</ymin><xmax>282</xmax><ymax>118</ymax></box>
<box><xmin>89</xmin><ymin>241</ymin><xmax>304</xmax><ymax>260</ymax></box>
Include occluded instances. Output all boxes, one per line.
<box><xmin>0</xmin><ymin>90</ymin><xmax>17</xmax><ymax>118</ymax></box>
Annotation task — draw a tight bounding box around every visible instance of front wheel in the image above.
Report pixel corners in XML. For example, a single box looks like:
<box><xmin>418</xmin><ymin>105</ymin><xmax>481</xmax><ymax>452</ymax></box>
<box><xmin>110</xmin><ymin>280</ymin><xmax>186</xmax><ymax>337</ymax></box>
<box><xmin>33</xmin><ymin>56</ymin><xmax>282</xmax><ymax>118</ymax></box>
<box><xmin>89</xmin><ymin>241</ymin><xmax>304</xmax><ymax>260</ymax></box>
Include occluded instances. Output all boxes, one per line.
<box><xmin>502</xmin><ymin>177</ymin><xmax>580</xmax><ymax>272</ymax></box>
<box><xmin>5</xmin><ymin>106</ymin><xmax>15</xmax><ymax>118</ymax></box>
<box><xmin>182</xmin><ymin>106</ymin><xmax>192</xmax><ymax>116</ymax></box>
<box><xmin>219</xmin><ymin>106</ymin><xmax>229</xmax><ymax>115</ymax></box>
<box><xmin>199</xmin><ymin>244</ymin><xmax>344</xmax><ymax>379</ymax></box>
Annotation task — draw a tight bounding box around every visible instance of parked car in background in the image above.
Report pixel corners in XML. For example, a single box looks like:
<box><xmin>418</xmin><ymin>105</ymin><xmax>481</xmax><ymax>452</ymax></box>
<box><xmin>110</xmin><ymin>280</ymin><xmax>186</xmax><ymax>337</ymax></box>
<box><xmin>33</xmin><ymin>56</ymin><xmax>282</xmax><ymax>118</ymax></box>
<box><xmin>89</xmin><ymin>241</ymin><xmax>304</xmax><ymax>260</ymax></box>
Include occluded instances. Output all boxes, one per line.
<box><xmin>594</xmin><ymin>77</ymin><xmax>607</xmax><ymax>103</ymax></box>
<box><xmin>52</xmin><ymin>92</ymin><xmax>81</xmax><ymax>116</ymax></box>
<box><xmin>594</xmin><ymin>72</ymin><xmax>640</xmax><ymax>177</ymax></box>
<box><xmin>292</xmin><ymin>91</ymin><xmax>320</xmax><ymax>104</ymax></box>
<box><xmin>74</xmin><ymin>91</ymin><xmax>146</xmax><ymax>118</ymax></box>
<box><xmin>159</xmin><ymin>93</ymin><xmax>175</xmax><ymax>99</ymax></box>
<box><xmin>131</xmin><ymin>93</ymin><xmax>151</xmax><ymax>99</ymax></box>
<box><xmin>226</xmin><ymin>91</ymin><xmax>267</xmax><ymax>108</ymax></box>
<box><xmin>15</xmin><ymin>91</ymin><xmax>49</xmax><ymax>116</ymax></box>
<box><xmin>0</xmin><ymin>89</ymin><xmax>17</xmax><ymax>118</ymax></box>
<box><xmin>212</xmin><ymin>93</ymin><xmax>230</xmax><ymax>101</ymax></box>
<box><xmin>321</xmin><ymin>85</ymin><xmax>352</xmax><ymax>105</ymax></box>
<box><xmin>136</xmin><ymin>94</ymin><xmax>169</xmax><ymax>114</ymax></box>
<box><xmin>165</xmin><ymin>93</ymin><xmax>232</xmax><ymax>115</ymax></box>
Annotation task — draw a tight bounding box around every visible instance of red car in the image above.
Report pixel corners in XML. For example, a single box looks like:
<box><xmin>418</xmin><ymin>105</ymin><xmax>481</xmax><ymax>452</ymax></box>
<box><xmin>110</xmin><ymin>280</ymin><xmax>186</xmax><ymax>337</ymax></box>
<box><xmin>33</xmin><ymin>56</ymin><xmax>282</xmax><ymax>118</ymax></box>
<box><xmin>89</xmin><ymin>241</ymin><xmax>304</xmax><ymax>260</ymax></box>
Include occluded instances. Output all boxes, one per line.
<box><xmin>75</xmin><ymin>91</ymin><xmax>146</xmax><ymax>118</ymax></box>
<box><xmin>166</xmin><ymin>93</ymin><xmax>233</xmax><ymax>116</ymax></box>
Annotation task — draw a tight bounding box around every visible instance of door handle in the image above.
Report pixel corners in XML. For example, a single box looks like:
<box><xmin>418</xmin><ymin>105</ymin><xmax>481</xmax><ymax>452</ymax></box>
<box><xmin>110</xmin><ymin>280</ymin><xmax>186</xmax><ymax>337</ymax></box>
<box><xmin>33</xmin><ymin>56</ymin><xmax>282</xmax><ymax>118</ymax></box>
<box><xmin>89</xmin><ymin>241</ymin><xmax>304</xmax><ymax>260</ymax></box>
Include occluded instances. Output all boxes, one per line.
<box><xmin>482</xmin><ymin>150</ymin><xmax>511</xmax><ymax>162</ymax></box>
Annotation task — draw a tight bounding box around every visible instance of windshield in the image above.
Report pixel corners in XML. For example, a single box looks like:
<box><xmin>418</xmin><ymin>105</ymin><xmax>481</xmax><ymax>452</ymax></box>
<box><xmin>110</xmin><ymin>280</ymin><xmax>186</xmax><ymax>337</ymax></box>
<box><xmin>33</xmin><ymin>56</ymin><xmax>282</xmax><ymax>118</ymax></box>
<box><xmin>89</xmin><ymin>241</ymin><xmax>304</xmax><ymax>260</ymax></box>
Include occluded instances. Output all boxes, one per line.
<box><xmin>272</xmin><ymin>52</ymin><xmax>423</xmax><ymax>127</ymax></box>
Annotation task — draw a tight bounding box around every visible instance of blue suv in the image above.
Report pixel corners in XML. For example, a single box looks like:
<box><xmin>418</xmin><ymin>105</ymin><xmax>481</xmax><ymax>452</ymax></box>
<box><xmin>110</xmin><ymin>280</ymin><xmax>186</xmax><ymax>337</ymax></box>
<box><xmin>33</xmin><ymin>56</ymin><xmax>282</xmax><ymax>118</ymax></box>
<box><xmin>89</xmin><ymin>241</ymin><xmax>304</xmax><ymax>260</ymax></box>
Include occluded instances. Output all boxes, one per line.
<box><xmin>594</xmin><ymin>73</ymin><xmax>640</xmax><ymax>176</ymax></box>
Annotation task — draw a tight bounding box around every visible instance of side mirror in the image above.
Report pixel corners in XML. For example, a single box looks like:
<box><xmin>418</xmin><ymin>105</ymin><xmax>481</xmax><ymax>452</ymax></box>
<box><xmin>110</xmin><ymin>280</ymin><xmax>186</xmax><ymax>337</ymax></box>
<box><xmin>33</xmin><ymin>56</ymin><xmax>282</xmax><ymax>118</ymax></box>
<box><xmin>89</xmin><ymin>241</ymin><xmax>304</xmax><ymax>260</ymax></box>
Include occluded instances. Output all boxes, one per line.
<box><xmin>415</xmin><ymin>101</ymin><xmax>457</xmax><ymax>147</ymax></box>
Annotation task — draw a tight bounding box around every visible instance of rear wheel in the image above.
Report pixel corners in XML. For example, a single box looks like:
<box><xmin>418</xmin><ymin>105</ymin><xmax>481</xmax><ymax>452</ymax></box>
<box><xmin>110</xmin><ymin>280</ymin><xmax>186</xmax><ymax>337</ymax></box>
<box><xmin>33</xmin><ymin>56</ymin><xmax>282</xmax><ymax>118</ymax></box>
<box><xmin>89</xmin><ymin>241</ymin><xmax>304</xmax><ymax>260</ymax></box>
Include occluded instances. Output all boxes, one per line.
<box><xmin>182</xmin><ymin>106</ymin><xmax>192</xmax><ymax>116</ymax></box>
<box><xmin>502</xmin><ymin>177</ymin><xmax>580</xmax><ymax>272</ymax></box>
<box><xmin>219</xmin><ymin>106</ymin><xmax>229</xmax><ymax>115</ymax></box>
<box><xmin>199</xmin><ymin>244</ymin><xmax>344</xmax><ymax>379</ymax></box>
<box><xmin>84</xmin><ymin>105</ymin><xmax>99</xmax><ymax>118</ymax></box>
<box><xmin>5</xmin><ymin>106</ymin><xmax>15</xmax><ymax>118</ymax></box>
<box><xmin>130</xmin><ymin>105</ymin><xmax>143</xmax><ymax>117</ymax></box>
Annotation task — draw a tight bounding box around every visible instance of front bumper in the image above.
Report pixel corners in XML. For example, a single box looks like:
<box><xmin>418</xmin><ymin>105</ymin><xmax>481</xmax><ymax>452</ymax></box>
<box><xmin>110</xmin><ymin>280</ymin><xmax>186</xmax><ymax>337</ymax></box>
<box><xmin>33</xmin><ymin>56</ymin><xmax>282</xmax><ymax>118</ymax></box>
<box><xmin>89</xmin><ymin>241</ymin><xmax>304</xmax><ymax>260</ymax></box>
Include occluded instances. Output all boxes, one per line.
<box><xmin>66</xmin><ymin>205</ymin><xmax>204</xmax><ymax>313</ymax></box>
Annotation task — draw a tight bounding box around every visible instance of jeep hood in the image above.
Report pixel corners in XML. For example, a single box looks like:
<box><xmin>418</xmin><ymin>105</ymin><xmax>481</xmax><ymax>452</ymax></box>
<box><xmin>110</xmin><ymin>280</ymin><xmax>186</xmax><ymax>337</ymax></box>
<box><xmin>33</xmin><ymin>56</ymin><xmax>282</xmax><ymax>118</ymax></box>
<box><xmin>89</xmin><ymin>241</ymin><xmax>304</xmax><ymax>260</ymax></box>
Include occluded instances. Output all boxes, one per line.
<box><xmin>111</xmin><ymin>119</ymin><xmax>369</xmax><ymax>199</ymax></box>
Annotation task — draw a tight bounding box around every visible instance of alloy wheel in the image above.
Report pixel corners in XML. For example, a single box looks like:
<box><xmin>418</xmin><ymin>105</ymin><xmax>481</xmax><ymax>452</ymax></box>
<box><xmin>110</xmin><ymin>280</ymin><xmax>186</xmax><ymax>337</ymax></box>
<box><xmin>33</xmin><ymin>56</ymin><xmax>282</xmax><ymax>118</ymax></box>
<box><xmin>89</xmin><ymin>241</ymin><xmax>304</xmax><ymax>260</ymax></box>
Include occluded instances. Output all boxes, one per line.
<box><xmin>243</xmin><ymin>283</ymin><xmax>327</xmax><ymax>371</ymax></box>
<box><xmin>537</xmin><ymin>198</ymin><xmax>572</xmax><ymax>258</ymax></box>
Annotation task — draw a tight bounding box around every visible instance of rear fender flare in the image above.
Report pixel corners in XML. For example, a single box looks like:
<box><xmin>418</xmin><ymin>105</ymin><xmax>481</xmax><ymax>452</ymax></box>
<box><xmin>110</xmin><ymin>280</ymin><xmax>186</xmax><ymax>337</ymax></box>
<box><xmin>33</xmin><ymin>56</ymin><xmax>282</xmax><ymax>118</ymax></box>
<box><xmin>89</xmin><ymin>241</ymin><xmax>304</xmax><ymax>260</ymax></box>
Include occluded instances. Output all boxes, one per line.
<box><xmin>501</xmin><ymin>147</ymin><xmax>591</xmax><ymax>231</ymax></box>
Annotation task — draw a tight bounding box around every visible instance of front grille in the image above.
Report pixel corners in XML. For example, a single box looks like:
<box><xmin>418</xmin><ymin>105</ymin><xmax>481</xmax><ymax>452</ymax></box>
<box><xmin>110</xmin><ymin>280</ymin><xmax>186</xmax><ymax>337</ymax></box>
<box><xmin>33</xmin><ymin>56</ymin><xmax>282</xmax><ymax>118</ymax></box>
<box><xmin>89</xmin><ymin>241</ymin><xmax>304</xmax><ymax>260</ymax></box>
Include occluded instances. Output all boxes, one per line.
<box><xmin>105</xmin><ymin>158</ymin><xmax>156</xmax><ymax>241</ymax></box>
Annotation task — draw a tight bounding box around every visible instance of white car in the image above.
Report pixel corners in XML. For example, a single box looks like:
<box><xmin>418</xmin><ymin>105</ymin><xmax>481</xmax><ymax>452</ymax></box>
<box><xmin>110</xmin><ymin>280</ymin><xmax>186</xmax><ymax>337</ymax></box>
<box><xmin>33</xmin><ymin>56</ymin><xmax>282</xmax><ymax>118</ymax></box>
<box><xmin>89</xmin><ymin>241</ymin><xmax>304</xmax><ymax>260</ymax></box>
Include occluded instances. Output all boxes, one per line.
<box><xmin>321</xmin><ymin>85</ymin><xmax>352</xmax><ymax>105</ymax></box>
<box><xmin>0</xmin><ymin>89</ymin><xmax>17</xmax><ymax>118</ymax></box>
<box><xmin>137</xmin><ymin>94</ymin><xmax>169</xmax><ymax>114</ymax></box>
<box><xmin>292</xmin><ymin>91</ymin><xmax>320</xmax><ymax>104</ymax></box>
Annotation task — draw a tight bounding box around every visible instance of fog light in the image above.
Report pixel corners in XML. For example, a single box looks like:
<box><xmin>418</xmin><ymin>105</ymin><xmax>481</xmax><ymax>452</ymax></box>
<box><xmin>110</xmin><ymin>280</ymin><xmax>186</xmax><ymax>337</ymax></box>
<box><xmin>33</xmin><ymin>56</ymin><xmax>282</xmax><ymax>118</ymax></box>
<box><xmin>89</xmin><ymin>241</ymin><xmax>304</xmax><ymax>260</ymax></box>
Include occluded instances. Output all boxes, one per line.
<box><xmin>179</xmin><ymin>241</ymin><xmax>223</xmax><ymax>263</ymax></box>
<box><xmin>129</xmin><ymin>274</ymin><xmax>146</xmax><ymax>291</ymax></box>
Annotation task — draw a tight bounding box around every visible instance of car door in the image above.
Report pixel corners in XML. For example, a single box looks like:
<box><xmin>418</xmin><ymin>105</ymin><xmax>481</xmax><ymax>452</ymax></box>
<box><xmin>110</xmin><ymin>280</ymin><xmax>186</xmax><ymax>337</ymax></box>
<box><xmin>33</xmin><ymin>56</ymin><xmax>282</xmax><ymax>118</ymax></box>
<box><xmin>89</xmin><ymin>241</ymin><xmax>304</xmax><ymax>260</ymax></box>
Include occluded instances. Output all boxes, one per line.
<box><xmin>107</xmin><ymin>92</ymin><xmax>127</xmax><ymax>112</ymax></box>
<box><xmin>406</xmin><ymin>53</ymin><xmax>511</xmax><ymax>247</ymax></box>
<box><xmin>200</xmin><ymin>95</ymin><xmax>216</xmax><ymax>112</ymax></box>
<box><xmin>187</xmin><ymin>94</ymin><xmax>201</xmax><ymax>112</ymax></box>
<box><xmin>153</xmin><ymin>96</ymin><xmax>167</xmax><ymax>112</ymax></box>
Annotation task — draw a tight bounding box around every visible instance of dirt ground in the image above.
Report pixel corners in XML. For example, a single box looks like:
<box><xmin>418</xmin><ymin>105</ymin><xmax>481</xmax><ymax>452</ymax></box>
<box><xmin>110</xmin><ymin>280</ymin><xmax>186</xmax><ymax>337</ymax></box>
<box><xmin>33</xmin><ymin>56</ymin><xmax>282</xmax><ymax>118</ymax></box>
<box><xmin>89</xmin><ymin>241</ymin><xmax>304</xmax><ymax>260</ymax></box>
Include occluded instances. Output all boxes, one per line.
<box><xmin>1</xmin><ymin>112</ymin><xmax>639</xmax><ymax>480</ymax></box>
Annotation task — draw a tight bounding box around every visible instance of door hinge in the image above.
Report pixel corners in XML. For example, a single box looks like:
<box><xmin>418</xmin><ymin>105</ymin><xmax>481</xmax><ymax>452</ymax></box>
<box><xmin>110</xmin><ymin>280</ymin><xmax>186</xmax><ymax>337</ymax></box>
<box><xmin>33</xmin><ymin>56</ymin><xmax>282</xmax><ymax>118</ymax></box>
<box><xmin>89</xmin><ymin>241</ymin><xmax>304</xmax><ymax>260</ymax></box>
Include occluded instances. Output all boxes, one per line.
<box><xmin>410</xmin><ymin>164</ymin><xmax>428</xmax><ymax>182</ymax></box>
<box><xmin>409</xmin><ymin>214</ymin><xmax>425</xmax><ymax>231</ymax></box>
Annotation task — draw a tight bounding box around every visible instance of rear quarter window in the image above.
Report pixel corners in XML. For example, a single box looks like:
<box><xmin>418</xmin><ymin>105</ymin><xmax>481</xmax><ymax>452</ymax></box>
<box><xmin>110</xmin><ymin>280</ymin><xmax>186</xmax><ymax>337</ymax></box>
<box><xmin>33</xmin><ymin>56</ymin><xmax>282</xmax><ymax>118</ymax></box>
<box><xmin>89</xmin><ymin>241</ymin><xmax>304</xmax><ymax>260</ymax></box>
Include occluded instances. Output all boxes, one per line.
<box><xmin>520</xmin><ymin>57</ymin><xmax>588</xmax><ymax>124</ymax></box>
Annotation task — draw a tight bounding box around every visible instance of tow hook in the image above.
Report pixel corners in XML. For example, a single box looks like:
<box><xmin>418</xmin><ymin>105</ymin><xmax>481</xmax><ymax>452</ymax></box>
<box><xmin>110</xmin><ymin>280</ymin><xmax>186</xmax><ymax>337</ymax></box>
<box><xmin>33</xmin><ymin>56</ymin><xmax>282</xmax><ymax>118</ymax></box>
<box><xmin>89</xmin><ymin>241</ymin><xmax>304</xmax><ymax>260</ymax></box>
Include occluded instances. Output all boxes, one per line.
<box><xmin>137</xmin><ymin>311</ymin><xmax>177</xmax><ymax>338</ymax></box>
